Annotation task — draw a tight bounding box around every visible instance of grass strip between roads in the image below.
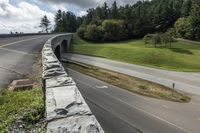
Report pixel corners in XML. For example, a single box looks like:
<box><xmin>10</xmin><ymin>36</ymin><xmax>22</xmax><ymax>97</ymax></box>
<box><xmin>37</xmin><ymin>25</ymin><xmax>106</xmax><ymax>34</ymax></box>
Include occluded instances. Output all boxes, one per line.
<box><xmin>63</xmin><ymin>61</ymin><xmax>190</xmax><ymax>103</ymax></box>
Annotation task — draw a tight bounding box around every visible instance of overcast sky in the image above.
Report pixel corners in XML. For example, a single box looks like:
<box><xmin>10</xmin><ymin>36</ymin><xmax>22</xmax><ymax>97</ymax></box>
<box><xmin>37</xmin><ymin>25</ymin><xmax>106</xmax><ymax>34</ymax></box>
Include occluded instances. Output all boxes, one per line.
<box><xmin>0</xmin><ymin>0</ymin><xmax>138</xmax><ymax>33</ymax></box>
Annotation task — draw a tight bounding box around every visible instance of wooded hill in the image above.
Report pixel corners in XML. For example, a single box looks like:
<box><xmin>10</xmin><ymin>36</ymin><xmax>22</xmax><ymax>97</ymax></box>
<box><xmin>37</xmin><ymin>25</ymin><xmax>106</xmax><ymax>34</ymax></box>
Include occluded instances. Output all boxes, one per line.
<box><xmin>53</xmin><ymin>0</ymin><xmax>200</xmax><ymax>42</ymax></box>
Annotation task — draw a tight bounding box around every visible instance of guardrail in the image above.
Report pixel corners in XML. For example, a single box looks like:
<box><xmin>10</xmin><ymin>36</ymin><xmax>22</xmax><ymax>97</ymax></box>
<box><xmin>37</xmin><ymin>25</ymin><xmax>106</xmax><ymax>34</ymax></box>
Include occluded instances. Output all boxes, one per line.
<box><xmin>0</xmin><ymin>33</ymin><xmax>62</xmax><ymax>38</ymax></box>
<box><xmin>42</xmin><ymin>34</ymin><xmax>104</xmax><ymax>133</ymax></box>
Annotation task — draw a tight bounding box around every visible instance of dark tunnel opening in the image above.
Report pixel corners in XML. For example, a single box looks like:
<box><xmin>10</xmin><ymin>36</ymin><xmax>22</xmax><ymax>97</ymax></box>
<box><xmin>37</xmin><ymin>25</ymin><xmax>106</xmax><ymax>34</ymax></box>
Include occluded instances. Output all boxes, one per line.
<box><xmin>54</xmin><ymin>45</ymin><xmax>61</xmax><ymax>60</ymax></box>
<box><xmin>61</xmin><ymin>40</ymin><xmax>68</xmax><ymax>53</ymax></box>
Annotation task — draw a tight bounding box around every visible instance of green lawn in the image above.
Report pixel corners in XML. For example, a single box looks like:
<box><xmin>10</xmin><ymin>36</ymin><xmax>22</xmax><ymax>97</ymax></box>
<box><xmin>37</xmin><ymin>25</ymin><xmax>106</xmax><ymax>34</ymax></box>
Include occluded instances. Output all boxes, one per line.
<box><xmin>70</xmin><ymin>35</ymin><xmax>200</xmax><ymax>71</ymax></box>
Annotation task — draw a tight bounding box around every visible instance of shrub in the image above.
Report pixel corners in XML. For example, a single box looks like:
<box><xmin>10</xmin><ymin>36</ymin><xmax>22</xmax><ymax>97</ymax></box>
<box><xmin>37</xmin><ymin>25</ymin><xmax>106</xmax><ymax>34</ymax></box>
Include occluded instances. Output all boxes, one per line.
<box><xmin>77</xmin><ymin>26</ymin><xmax>86</xmax><ymax>39</ymax></box>
<box><xmin>174</xmin><ymin>17</ymin><xmax>192</xmax><ymax>39</ymax></box>
<box><xmin>102</xmin><ymin>19</ymin><xmax>127</xmax><ymax>41</ymax></box>
<box><xmin>84</xmin><ymin>25</ymin><xmax>104</xmax><ymax>41</ymax></box>
<box><xmin>143</xmin><ymin>34</ymin><xmax>154</xmax><ymax>45</ymax></box>
<box><xmin>151</xmin><ymin>33</ymin><xmax>161</xmax><ymax>47</ymax></box>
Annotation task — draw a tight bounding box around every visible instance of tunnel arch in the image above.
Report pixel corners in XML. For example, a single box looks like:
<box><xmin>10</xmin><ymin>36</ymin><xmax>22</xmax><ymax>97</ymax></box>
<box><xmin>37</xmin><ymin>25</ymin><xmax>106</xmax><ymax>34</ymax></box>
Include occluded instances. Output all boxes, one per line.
<box><xmin>61</xmin><ymin>40</ymin><xmax>68</xmax><ymax>53</ymax></box>
<box><xmin>54</xmin><ymin>45</ymin><xmax>61</xmax><ymax>60</ymax></box>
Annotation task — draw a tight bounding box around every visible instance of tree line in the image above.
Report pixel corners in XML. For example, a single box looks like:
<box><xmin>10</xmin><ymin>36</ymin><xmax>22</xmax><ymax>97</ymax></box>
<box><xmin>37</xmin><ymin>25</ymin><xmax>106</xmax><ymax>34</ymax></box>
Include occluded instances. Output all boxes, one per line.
<box><xmin>41</xmin><ymin>0</ymin><xmax>200</xmax><ymax>41</ymax></box>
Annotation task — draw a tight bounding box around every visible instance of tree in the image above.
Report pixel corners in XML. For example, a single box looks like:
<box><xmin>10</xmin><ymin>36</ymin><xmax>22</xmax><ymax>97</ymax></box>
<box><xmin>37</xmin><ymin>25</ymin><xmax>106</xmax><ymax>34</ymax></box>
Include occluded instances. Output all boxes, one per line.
<box><xmin>189</xmin><ymin>0</ymin><xmax>200</xmax><ymax>40</ymax></box>
<box><xmin>143</xmin><ymin>34</ymin><xmax>153</xmax><ymax>46</ymax></box>
<box><xmin>54</xmin><ymin>10</ymin><xmax>79</xmax><ymax>33</ymax></box>
<box><xmin>102</xmin><ymin>19</ymin><xmax>127</xmax><ymax>41</ymax></box>
<box><xmin>102</xmin><ymin>2</ymin><xmax>108</xmax><ymax>19</ymax></box>
<box><xmin>77</xmin><ymin>26</ymin><xmax>86</xmax><ymax>39</ymax></box>
<box><xmin>161</xmin><ymin>32</ymin><xmax>174</xmax><ymax>48</ymax></box>
<box><xmin>181</xmin><ymin>0</ymin><xmax>192</xmax><ymax>17</ymax></box>
<box><xmin>62</xmin><ymin>11</ymin><xmax>77</xmax><ymax>32</ymax></box>
<box><xmin>151</xmin><ymin>33</ymin><xmax>161</xmax><ymax>47</ymax></box>
<box><xmin>76</xmin><ymin>0</ymin><xmax>199</xmax><ymax>41</ymax></box>
<box><xmin>40</xmin><ymin>15</ymin><xmax>51</xmax><ymax>33</ymax></box>
<box><xmin>174</xmin><ymin>17</ymin><xmax>192</xmax><ymax>39</ymax></box>
<box><xmin>54</xmin><ymin>10</ymin><xmax>64</xmax><ymax>32</ymax></box>
<box><xmin>111</xmin><ymin>1</ymin><xmax>118</xmax><ymax>19</ymax></box>
<box><xmin>84</xmin><ymin>25</ymin><xmax>104</xmax><ymax>41</ymax></box>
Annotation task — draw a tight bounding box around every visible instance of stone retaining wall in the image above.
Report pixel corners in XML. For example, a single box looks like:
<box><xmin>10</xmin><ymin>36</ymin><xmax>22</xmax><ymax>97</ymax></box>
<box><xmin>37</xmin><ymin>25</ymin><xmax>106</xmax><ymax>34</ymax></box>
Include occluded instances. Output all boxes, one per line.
<box><xmin>42</xmin><ymin>34</ymin><xmax>104</xmax><ymax>133</ymax></box>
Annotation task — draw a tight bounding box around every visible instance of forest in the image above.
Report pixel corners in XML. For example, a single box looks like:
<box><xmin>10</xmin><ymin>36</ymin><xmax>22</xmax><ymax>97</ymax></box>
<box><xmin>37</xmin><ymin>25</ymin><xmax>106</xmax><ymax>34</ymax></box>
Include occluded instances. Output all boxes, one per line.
<box><xmin>53</xmin><ymin>0</ymin><xmax>200</xmax><ymax>42</ymax></box>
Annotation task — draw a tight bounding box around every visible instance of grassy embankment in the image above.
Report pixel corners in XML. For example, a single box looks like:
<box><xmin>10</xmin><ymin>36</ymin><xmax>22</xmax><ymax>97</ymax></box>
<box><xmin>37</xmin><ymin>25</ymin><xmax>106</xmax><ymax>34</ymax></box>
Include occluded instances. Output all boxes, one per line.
<box><xmin>0</xmin><ymin>88</ymin><xmax>44</xmax><ymax>132</ymax></box>
<box><xmin>64</xmin><ymin>62</ymin><xmax>190</xmax><ymax>103</ymax></box>
<box><xmin>70</xmin><ymin>35</ymin><xmax>200</xmax><ymax>72</ymax></box>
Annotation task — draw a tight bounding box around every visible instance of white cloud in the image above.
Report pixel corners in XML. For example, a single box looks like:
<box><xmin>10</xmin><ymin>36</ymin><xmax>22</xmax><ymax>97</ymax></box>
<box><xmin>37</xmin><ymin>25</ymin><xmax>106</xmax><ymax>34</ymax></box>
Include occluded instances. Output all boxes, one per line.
<box><xmin>40</xmin><ymin>0</ymin><xmax>138</xmax><ymax>9</ymax></box>
<box><xmin>78</xmin><ymin>11</ymin><xmax>87</xmax><ymax>17</ymax></box>
<box><xmin>0</xmin><ymin>1</ymin><xmax>54</xmax><ymax>33</ymax></box>
<box><xmin>50</xmin><ymin>4</ymin><xmax>67</xmax><ymax>12</ymax></box>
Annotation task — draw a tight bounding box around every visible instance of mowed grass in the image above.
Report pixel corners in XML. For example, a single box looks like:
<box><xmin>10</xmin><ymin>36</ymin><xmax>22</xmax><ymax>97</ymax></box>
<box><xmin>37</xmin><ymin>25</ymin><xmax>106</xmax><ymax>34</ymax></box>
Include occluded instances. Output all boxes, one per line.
<box><xmin>0</xmin><ymin>88</ymin><xmax>44</xmax><ymax>131</ymax></box>
<box><xmin>70</xmin><ymin>35</ymin><xmax>200</xmax><ymax>71</ymax></box>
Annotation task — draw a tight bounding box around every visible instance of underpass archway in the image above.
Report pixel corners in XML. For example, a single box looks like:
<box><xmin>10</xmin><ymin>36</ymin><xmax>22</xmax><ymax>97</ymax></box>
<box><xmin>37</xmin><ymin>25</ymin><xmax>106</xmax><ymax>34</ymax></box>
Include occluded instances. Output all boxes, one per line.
<box><xmin>54</xmin><ymin>45</ymin><xmax>60</xmax><ymax>60</ymax></box>
<box><xmin>61</xmin><ymin>40</ymin><xmax>68</xmax><ymax>53</ymax></box>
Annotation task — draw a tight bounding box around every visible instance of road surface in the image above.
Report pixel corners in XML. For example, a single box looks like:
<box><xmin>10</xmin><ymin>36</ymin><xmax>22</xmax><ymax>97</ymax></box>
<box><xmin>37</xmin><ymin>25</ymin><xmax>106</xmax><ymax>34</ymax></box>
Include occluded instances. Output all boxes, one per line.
<box><xmin>62</xmin><ymin>53</ymin><xmax>200</xmax><ymax>96</ymax></box>
<box><xmin>0</xmin><ymin>35</ymin><xmax>54</xmax><ymax>90</ymax></box>
<box><xmin>64</xmin><ymin>67</ymin><xmax>200</xmax><ymax>133</ymax></box>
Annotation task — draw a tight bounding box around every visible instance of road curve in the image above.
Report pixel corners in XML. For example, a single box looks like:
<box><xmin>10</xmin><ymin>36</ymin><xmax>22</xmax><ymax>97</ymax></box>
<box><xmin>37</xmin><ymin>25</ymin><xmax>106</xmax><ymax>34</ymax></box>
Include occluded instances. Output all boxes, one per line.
<box><xmin>64</xmin><ymin>67</ymin><xmax>200</xmax><ymax>133</ymax></box>
<box><xmin>0</xmin><ymin>35</ymin><xmax>55</xmax><ymax>90</ymax></box>
<box><xmin>62</xmin><ymin>53</ymin><xmax>200</xmax><ymax>96</ymax></box>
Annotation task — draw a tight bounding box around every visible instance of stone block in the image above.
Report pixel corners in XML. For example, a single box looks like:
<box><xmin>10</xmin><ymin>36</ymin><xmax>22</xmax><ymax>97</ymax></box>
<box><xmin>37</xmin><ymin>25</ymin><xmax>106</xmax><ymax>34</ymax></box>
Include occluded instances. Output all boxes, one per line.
<box><xmin>46</xmin><ymin>85</ymin><xmax>91</xmax><ymax>121</ymax></box>
<box><xmin>47</xmin><ymin>115</ymin><xmax>104</xmax><ymax>133</ymax></box>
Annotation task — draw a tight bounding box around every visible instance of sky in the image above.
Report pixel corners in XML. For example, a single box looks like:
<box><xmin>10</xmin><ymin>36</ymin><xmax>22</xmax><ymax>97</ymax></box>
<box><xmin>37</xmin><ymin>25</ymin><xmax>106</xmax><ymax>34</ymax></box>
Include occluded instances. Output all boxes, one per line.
<box><xmin>0</xmin><ymin>0</ymin><xmax>138</xmax><ymax>34</ymax></box>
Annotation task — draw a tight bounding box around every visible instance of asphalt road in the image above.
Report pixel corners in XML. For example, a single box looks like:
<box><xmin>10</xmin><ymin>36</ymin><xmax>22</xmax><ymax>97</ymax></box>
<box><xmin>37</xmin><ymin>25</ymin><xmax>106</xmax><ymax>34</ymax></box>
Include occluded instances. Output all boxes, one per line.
<box><xmin>62</xmin><ymin>53</ymin><xmax>200</xmax><ymax>96</ymax></box>
<box><xmin>64</xmin><ymin>67</ymin><xmax>200</xmax><ymax>133</ymax></box>
<box><xmin>0</xmin><ymin>35</ymin><xmax>54</xmax><ymax>90</ymax></box>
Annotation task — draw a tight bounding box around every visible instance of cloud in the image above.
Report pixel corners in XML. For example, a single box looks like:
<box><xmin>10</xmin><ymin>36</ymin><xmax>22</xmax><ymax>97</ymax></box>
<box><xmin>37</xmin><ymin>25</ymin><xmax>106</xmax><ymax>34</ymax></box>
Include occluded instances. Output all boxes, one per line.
<box><xmin>0</xmin><ymin>0</ymin><xmax>139</xmax><ymax>33</ymax></box>
<box><xmin>78</xmin><ymin>11</ymin><xmax>87</xmax><ymax>17</ymax></box>
<box><xmin>39</xmin><ymin>0</ymin><xmax>138</xmax><ymax>9</ymax></box>
<box><xmin>41</xmin><ymin>0</ymin><xmax>98</xmax><ymax>9</ymax></box>
<box><xmin>0</xmin><ymin>0</ymin><xmax>54</xmax><ymax>33</ymax></box>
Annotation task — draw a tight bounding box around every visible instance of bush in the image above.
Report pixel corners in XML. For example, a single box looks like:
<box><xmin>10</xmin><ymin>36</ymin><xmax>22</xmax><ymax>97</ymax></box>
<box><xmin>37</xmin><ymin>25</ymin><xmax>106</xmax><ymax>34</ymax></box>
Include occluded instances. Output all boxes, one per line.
<box><xmin>151</xmin><ymin>33</ymin><xmax>161</xmax><ymax>47</ymax></box>
<box><xmin>76</xmin><ymin>19</ymin><xmax>128</xmax><ymax>42</ymax></box>
<box><xmin>77</xmin><ymin>26</ymin><xmax>86</xmax><ymax>39</ymax></box>
<box><xmin>84</xmin><ymin>25</ymin><xmax>104</xmax><ymax>41</ymax></box>
<box><xmin>174</xmin><ymin>17</ymin><xmax>192</xmax><ymax>39</ymax></box>
<box><xmin>143</xmin><ymin>34</ymin><xmax>154</xmax><ymax>45</ymax></box>
<box><xmin>102</xmin><ymin>19</ymin><xmax>127</xmax><ymax>41</ymax></box>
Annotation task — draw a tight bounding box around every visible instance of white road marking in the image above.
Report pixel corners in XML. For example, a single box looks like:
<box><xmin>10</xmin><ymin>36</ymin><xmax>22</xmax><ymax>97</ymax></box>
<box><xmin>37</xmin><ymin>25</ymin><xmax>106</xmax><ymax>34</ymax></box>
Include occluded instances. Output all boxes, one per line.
<box><xmin>0</xmin><ymin>36</ymin><xmax>45</xmax><ymax>48</ymax></box>
<box><xmin>96</xmin><ymin>85</ymin><xmax>108</xmax><ymax>89</ymax></box>
<box><xmin>0</xmin><ymin>47</ymin><xmax>36</xmax><ymax>56</ymax></box>
<box><xmin>162</xmin><ymin>105</ymin><xmax>169</xmax><ymax>109</ymax></box>
<box><xmin>76</xmin><ymin>79</ymin><xmax>192</xmax><ymax>133</ymax></box>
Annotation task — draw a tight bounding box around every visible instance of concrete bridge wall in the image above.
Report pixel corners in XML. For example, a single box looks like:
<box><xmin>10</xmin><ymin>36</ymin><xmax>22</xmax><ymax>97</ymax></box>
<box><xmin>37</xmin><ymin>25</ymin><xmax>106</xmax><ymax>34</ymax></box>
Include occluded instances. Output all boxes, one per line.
<box><xmin>42</xmin><ymin>34</ymin><xmax>104</xmax><ymax>133</ymax></box>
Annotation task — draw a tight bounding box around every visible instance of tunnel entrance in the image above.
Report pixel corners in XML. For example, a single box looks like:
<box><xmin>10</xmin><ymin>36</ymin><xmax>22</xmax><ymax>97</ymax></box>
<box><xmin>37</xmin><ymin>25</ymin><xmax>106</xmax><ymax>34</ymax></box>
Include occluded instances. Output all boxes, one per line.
<box><xmin>61</xmin><ymin>40</ymin><xmax>68</xmax><ymax>53</ymax></box>
<box><xmin>54</xmin><ymin>46</ymin><xmax>60</xmax><ymax>60</ymax></box>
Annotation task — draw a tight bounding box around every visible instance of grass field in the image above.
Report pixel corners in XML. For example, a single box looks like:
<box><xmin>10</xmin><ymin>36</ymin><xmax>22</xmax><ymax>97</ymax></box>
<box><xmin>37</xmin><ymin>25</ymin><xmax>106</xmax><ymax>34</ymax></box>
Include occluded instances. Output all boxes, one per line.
<box><xmin>70</xmin><ymin>35</ymin><xmax>200</xmax><ymax>71</ymax></box>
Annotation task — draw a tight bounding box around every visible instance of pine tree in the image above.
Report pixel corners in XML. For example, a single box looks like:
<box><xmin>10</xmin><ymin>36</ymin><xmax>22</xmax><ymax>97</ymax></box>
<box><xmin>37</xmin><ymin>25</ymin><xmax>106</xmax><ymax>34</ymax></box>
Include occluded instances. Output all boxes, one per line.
<box><xmin>111</xmin><ymin>1</ymin><xmax>118</xmax><ymax>19</ymax></box>
<box><xmin>40</xmin><ymin>15</ymin><xmax>51</xmax><ymax>33</ymax></box>
<box><xmin>54</xmin><ymin>10</ymin><xmax>64</xmax><ymax>32</ymax></box>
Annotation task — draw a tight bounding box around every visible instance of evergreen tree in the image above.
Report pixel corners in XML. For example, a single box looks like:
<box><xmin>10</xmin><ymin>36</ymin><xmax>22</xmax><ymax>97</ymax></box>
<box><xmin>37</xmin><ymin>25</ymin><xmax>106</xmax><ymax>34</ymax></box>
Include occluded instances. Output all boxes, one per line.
<box><xmin>40</xmin><ymin>15</ymin><xmax>51</xmax><ymax>33</ymax></box>
<box><xmin>189</xmin><ymin>0</ymin><xmax>200</xmax><ymax>39</ymax></box>
<box><xmin>181</xmin><ymin>0</ymin><xmax>192</xmax><ymax>17</ymax></box>
<box><xmin>111</xmin><ymin>1</ymin><xmax>118</xmax><ymax>19</ymax></box>
<box><xmin>54</xmin><ymin>10</ymin><xmax>64</xmax><ymax>32</ymax></box>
